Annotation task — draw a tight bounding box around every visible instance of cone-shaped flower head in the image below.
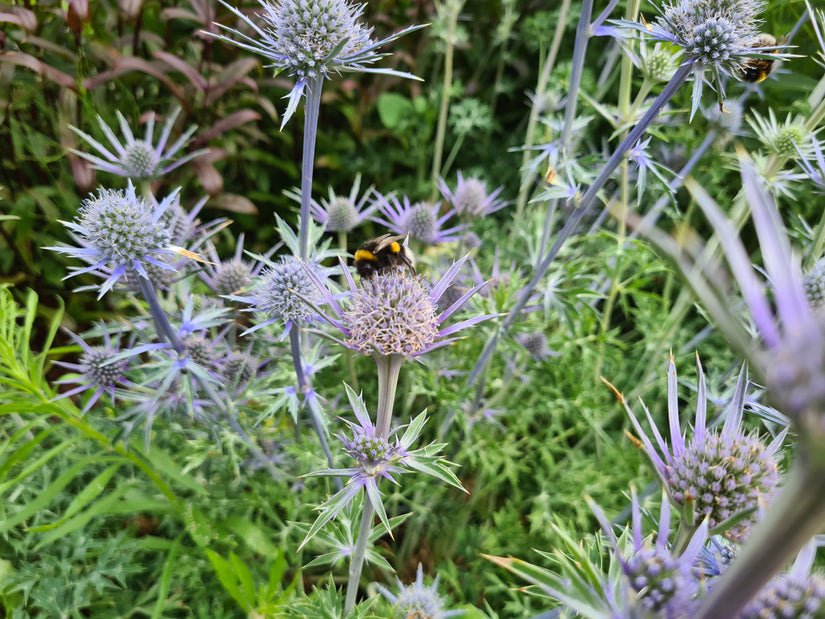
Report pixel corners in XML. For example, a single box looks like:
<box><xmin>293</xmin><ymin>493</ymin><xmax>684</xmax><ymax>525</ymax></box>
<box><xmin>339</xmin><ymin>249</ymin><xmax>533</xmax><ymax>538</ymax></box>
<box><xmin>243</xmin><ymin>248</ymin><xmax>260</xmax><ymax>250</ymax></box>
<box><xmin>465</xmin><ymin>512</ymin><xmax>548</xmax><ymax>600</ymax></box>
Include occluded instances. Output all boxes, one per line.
<box><xmin>299</xmin><ymin>386</ymin><xmax>465</xmax><ymax>547</ymax></box>
<box><xmin>69</xmin><ymin>108</ymin><xmax>207</xmax><ymax>180</ymax></box>
<box><xmin>437</xmin><ymin>171</ymin><xmax>507</xmax><ymax>219</ymax></box>
<box><xmin>611</xmin><ymin>355</ymin><xmax>784</xmax><ymax>541</ymax></box>
<box><xmin>211</xmin><ymin>0</ymin><xmax>424</xmax><ymax>128</ymax></box>
<box><xmin>372</xmin><ymin>193</ymin><xmax>467</xmax><ymax>244</ymax></box>
<box><xmin>45</xmin><ymin>181</ymin><xmax>186</xmax><ymax>298</ymax></box>
<box><xmin>738</xmin><ymin>542</ymin><xmax>825</xmax><ymax>618</ymax></box>
<box><xmin>803</xmin><ymin>258</ymin><xmax>825</xmax><ymax>310</ymax></box>
<box><xmin>302</xmin><ymin>254</ymin><xmax>498</xmax><ymax>359</ymax></box>
<box><xmin>614</xmin><ymin>0</ymin><xmax>789</xmax><ymax>118</ymax></box>
<box><xmin>230</xmin><ymin>255</ymin><xmax>325</xmax><ymax>339</ymax></box>
<box><xmin>51</xmin><ymin>325</ymin><xmax>163</xmax><ymax>414</ymax></box>
<box><xmin>376</xmin><ymin>563</ymin><xmax>465</xmax><ymax>619</ymax></box>
<box><xmin>592</xmin><ymin>490</ymin><xmax>709</xmax><ymax>618</ymax></box>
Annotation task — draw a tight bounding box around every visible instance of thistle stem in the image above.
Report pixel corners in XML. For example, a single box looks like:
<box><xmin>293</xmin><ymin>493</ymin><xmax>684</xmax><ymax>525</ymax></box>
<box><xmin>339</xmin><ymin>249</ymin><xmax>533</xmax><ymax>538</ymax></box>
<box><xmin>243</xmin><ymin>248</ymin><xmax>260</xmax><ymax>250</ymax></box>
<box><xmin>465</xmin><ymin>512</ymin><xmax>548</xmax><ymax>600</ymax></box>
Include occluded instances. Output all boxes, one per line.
<box><xmin>298</xmin><ymin>75</ymin><xmax>324</xmax><ymax>261</ymax></box>
<box><xmin>344</xmin><ymin>354</ymin><xmax>404</xmax><ymax>611</ymax></box>
<box><xmin>135</xmin><ymin>275</ymin><xmax>185</xmax><ymax>354</ymax></box>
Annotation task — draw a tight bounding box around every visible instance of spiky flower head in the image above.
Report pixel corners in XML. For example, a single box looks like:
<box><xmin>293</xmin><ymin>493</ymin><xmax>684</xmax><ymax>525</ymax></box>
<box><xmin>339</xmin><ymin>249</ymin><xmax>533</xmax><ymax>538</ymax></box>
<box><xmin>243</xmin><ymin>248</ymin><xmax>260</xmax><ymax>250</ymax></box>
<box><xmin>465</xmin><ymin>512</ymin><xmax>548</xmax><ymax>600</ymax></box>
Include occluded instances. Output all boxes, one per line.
<box><xmin>614</xmin><ymin>0</ymin><xmax>787</xmax><ymax>118</ymax></box>
<box><xmin>200</xmin><ymin>233</ymin><xmax>271</xmax><ymax>297</ymax></box>
<box><xmin>373</xmin><ymin>193</ymin><xmax>467</xmax><ymax>244</ymax></box>
<box><xmin>514</xmin><ymin>331</ymin><xmax>557</xmax><ymax>362</ymax></box>
<box><xmin>234</xmin><ymin>256</ymin><xmax>324</xmax><ymax>338</ymax></box>
<box><xmin>636</xmin><ymin>40</ymin><xmax>681</xmax><ymax>82</ymax></box>
<box><xmin>69</xmin><ymin>108</ymin><xmax>207</xmax><ymax>180</ymax></box>
<box><xmin>804</xmin><ymin>258</ymin><xmax>825</xmax><ymax>310</ymax></box>
<box><xmin>738</xmin><ymin>541</ymin><xmax>825</xmax><ymax>619</ymax></box>
<box><xmin>377</xmin><ymin>563</ymin><xmax>465</xmax><ymax>619</ymax></box>
<box><xmin>614</xmin><ymin>356</ymin><xmax>784</xmax><ymax>541</ymax></box>
<box><xmin>51</xmin><ymin>325</ymin><xmax>162</xmax><ymax>414</ymax></box>
<box><xmin>592</xmin><ymin>490</ymin><xmax>708</xmax><ymax>618</ymax></box>
<box><xmin>211</xmin><ymin>0</ymin><xmax>424</xmax><ymax>128</ymax></box>
<box><xmin>45</xmin><ymin>181</ymin><xmax>185</xmax><ymax>298</ymax></box>
<box><xmin>302</xmin><ymin>254</ymin><xmax>497</xmax><ymax>359</ymax></box>
<box><xmin>749</xmin><ymin>109</ymin><xmax>813</xmax><ymax>160</ymax></box>
<box><xmin>289</xmin><ymin>173</ymin><xmax>376</xmax><ymax>232</ymax></box>
<box><xmin>437</xmin><ymin>171</ymin><xmax>507</xmax><ymax>219</ymax></box>
<box><xmin>344</xmin><ymin>271</ymin><xmax>440</xmax><ymax>357</ymax></box>
<box><xmin>299</xmin><ymin>386</ymin><xmax>465</xmax><ymax>548</ymax></box>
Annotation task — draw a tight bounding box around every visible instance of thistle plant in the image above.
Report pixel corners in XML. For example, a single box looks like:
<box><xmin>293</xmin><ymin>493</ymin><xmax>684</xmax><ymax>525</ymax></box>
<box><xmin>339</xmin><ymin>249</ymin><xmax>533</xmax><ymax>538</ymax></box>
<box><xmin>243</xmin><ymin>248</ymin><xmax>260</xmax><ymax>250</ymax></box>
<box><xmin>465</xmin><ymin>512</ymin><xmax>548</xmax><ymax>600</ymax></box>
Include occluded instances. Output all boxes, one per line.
<box><xmin>607</xmin><ymin>355</ymin><xmax>784</xmax><ymax>543</ymax></box>
<box><xmin>630</xmin><ymin>152</ymin><xmax>825</xmax><ymax>617</ymax></box>
<box><xmin>436</xmin><ymin>172</ymin><xmax>508</xmax><ymax>220</ymax></box>
<box><xmin>300</xmin><ymin>256</ymin><xmax>496</xmax><ymax>610</ymax></box>
<box><xmin>69</xmin><ymin>108</ymin><xmax>208</xmax><ymax>181</ymax></box>
<box><xmin>376</xmin><ymin>562</ymin><xmax>465</xmax><ymax>619</ymax></box>
<box><xmin>372</xmin><ymin>193</ymin><xmax>467</xmax><ymax>245</ymax></box>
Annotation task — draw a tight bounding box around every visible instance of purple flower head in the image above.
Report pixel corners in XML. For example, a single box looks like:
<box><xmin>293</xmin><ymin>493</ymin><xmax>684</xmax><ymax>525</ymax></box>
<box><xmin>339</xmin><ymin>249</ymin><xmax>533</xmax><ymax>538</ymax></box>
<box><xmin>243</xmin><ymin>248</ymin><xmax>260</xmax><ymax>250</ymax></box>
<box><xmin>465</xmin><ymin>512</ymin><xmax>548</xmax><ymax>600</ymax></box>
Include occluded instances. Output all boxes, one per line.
<box><xmin>612</xmin><ymin>355</ymin><xmax>784</xmax><ymax>541</ymax></box>
<box><xmin>299</xmin><ymin>385</ymin><xmax>465</xmax><ymax>547</ymax></box>
<box><xmin>738</xmin><ymin>541</ymin><xmax>825</xmax><ymax>618</ymax></box>
<box><xmin>210</xmin><ymin>0</ymin><xmax>424</xmax><ymax>128</ymax></box>
<box><xmin>612</xmin><ymin>0</ymin><xmax>791</xmax><ymax>118</ymax></box>
<box><xmin>376</xmin><ymin>563</ymin><xmax>465</xmax><ymax>618</ymax></box>
<box><xmin>69</xmin><ymin>108</ymin><xmax>207</xmax><ymax>180</ymax></box>
<box><xmin>302</xmin><ymin>254</ymin><xmax>498</xmax><ymax>359</ymax></box>
<box><xmin>199</xmin><ymin>233</ymin><xmax>275</xmax><ymax>297</ymax></box>
<box><xmin>45</xmin><ymin>182</ymin><xmax>191</xmax><ymax>298</ymax></box>
<box><xmin>229</xmin><ymin>255</ymin><xmax>326</xmax><ymax>339</ymax></box>
<box><xmin>592</xmin><ymin>489</ymin><xmax>709</xmax><ymax>618</ymax></box>
<box><xmin>372</xmin><ymin>193</ymin><xmax>467</xmax><ymax>244</ymax></box>
<box><xmin>514</xmin><ymin>331</ymin><xmax>558</xmax><ymax>363</ymax></box>
<box><xmin>52</xmin><ymin>325</ymin><xmax>163</xmax><ymax>414</ymax></box>
<box><xmin>288</xmin><ymin>173</ymin><xmax>377</xmax><ymax>232</ymax></box>
<box><xmin>437</xmin><ymin>171</ymin><xmax>507</xmax><ymax>219</ymax></box>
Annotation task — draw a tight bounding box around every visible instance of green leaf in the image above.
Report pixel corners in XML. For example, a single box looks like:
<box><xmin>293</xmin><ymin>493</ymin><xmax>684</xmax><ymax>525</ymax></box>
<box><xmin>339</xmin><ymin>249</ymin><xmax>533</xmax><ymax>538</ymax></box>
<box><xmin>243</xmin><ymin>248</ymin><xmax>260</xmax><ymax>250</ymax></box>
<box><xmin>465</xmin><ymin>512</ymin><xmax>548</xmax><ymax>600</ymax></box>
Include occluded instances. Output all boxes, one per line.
<box><xmin>183</xmin><ymin>502</ymin><xmax>217</xmax><ymax>547</ymax></box>
<box><xmin>205</xmin><ymin>549</ymin><xmax>251</xmax><ymax>612</ymax></box>
<box><xmin>377</xmin><ymin>92</ymin><xmax>414</xmax><ymax>130</ymax></box>
<box><xmin>140</xmin><ymin>444</ymin><xmax>207</xmax><ymax>495</ymax></box>
<box><xmin>151</xmin><ymin>534</ymin><xmax>184</xmax><ymax>619</ymax></box>
<box><xmin>222</xmin><ymin>517</ymin><xmax>283</xmax><ymax>558</ymax></box>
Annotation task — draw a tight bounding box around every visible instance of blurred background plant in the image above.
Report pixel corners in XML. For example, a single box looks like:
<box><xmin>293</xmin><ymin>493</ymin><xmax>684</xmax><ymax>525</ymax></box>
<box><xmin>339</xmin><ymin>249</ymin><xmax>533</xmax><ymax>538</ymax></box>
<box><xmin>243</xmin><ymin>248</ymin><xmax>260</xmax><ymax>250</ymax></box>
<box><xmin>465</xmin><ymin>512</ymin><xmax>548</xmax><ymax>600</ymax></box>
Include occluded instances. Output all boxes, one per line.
<box><xmin>1</xmin><ymin>0</ymin><xmax>824</xmax><ymax>615</ymax></box>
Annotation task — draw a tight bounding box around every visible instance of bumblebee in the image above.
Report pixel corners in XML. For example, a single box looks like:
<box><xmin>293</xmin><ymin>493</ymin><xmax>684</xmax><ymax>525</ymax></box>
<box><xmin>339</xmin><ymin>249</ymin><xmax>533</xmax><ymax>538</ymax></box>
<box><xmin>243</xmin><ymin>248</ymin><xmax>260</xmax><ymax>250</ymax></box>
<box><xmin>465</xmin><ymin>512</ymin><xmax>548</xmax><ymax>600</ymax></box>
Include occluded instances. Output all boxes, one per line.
<box><xmin>740</xmin><ymin>34</ymin><xmax>787</xmax><ymax>83</ymax></box>
<box><xmin>353</xmin><ymin>234</ymin><xmax>416</xmax><ymax>279</ymax></box>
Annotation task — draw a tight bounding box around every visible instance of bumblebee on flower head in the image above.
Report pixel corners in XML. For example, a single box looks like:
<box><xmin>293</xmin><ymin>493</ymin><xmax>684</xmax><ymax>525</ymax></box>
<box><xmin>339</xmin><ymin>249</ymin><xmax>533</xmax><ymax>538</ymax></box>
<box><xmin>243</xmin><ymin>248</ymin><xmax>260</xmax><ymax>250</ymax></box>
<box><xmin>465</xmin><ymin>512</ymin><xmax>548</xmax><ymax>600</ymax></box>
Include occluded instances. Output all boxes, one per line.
<box><xmin>740</xmin><ymin>33</ymin><xmax>788</xmax><ymax>83</ymax></box>
<box><xmin>353</xmin><ymin>234</ymin><xmax>416</xmax><ymax>279</ymax></box>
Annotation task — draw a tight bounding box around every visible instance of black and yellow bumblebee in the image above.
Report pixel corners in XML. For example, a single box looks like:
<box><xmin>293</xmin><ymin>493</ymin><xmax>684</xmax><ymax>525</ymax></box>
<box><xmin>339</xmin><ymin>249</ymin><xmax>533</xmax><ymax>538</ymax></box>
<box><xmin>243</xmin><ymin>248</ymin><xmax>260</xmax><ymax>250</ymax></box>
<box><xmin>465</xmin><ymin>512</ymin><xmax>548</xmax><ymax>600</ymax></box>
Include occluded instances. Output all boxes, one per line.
<box><xmin>740</xmin><ymin>34</ymin><xmax>788</xmax><ymax>83</ymax></box>
<box><xmin>353</xmin><ymin>234</ymin><xmax>416</xmax><ymax>279</ymax></box>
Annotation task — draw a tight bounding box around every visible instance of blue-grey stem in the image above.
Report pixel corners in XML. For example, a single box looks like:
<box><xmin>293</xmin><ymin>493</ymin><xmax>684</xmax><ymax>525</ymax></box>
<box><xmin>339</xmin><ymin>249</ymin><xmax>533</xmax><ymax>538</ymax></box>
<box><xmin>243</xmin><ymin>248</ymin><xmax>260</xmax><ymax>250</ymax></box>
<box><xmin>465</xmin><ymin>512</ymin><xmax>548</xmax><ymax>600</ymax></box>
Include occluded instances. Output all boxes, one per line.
<box><xmin>288</xmin><ymin>328</ymin><xmax>335</xmax><ymax>469</ymax></box>
<box><xmin>344</xmin><ymin>354</ymin><xmax>404</xmax><ymax>611</ymax></box>
<box><xmin>298</xmin><ymin>75</ymin><xmax>324</xmax><ymax>260</ymax></box>
<box><xmin>561</xmin><ymin>0</ymin><xmax>594</xmax><ymax>153</ymax></box>
<box><xmin>694</xmin><ymin>455</ymin><xmax>825</xmax><ymax>618</ymax></box>
<box><xmin>136</xmin><ymin>274</ymin><xmax>185</xmax><ymax>354</ymax></box>
<box><xmin>467</xmin><ymin>61</ymin><xmax>693</xmax><ymax>387</ymax></box>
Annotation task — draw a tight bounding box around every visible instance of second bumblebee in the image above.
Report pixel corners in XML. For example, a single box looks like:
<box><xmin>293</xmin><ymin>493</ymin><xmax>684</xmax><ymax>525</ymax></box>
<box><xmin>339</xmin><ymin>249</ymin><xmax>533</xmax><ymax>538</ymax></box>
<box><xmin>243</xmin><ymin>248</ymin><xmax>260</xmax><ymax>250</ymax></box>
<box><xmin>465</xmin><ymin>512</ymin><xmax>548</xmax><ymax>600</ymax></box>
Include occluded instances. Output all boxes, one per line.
<box><xmin>353</xmin><ymin>234</ymin><xmax>416</xmax><ymax>279</ymax></box>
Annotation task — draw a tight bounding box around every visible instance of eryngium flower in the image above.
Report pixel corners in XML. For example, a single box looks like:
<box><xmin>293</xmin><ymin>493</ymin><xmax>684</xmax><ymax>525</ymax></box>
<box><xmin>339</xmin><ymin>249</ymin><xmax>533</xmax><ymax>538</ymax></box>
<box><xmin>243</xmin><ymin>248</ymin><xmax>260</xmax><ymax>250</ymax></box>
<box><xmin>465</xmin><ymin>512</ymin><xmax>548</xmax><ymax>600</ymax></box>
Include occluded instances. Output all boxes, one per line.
<box><xmin>303</xmin><ymin>254</ymin><xmax>497</xmax><ymax>358</ymax></box>
<box><xmin>345</xmin><ymin>272</ymin><xmax>439</xmax><ymax>356</ymax></box>
<box><xmin>748</xmin><ymin>109</ymin><xmax>813</xmax><ymax>160</ymax></box>
<box><xmin>300</xmin><ymin>385</ymin><xmax>464</xmax><ymax>547</ymax></box>
<box><xmin>738</xmin><ymin>541</ymin><xmax>825</xmax><ymax>618</ymax></box>
<box><xmin>376</xmin><ymin>563</ymin><xmax>465</xmax><ymax>619</ymax></box>
<box><xmin>45</xmin><ymin>181</ymin><xmax>187</xmax><ymax>298</ymax></box>
<box><xmin>52</xmin><ymin>325</ymin><xmax>162</xmax><ymax>414</ymax></box>
<box><xmin>593</xmin><ymin>490</ymin><xmax>708</xmax><ymax>618</ymax></box>
<box><xmin>211</xmin><ymin>0</ymin><xmax>424</xmax><ymax>128</ymax></box>
<box><xmin>615</xmin><ymin>0</ymin><xmax>789</xmax><ymax>118</ymax></box>
<box><xmin>437</xmin><ymin>171</ymin><xmax>507</xmax><ymax>219</ymax></box>
<box><xmin>288</xmin><ymin>173</ymin><xmax>377</xmax><ymax>232</ymax></box>
<box><xmin>804</xmin><ymin>258</ymin><xmax>825</xmax><ymax>310</ymax></box>
<box><xmin>372</xmin><ymin>193</ymin><xmax>467</xmax><ymax>244</ymax></box>
<box><xmin>69</xmin><ymin>108</ymin><xmax>207</xmax><ymax>180</ymax></box>
<box><xmin>200</xmin><ymin>233</ymin><xmax>273</xmax><ymax>296</ymax></box>
<box><xmin>229</xmin><ymin>255</ymin><xmax>324</xmax><ymax>338</ymax></box>
<box><xmin>612</xmin><ymin>356</ymin><xmax>784</xmax><ymax>541</ymax></box>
